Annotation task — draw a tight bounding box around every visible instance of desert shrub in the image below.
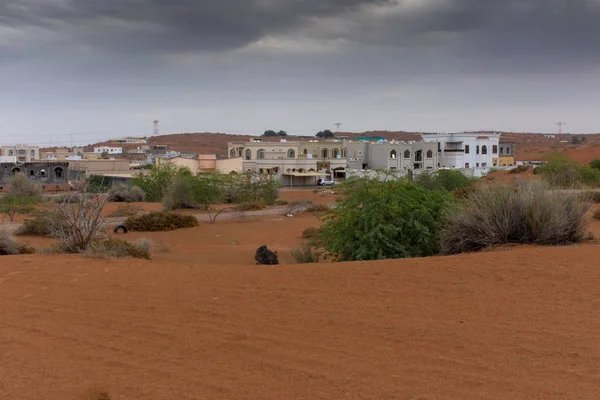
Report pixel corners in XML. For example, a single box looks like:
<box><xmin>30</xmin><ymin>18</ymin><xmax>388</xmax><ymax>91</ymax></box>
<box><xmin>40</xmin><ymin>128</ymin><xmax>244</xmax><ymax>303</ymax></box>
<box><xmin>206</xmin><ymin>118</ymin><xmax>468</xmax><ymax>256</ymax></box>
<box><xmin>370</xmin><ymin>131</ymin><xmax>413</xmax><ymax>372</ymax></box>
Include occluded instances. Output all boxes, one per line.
<box><xmin>162</xmin><ymin>175</ymin><xmax>197</xmax><ymax>211</ymax></box>
<box><xmin>255</xmin><ymin>245</ymin><xmax>279</xmax><ymax>265</ymax></box>
<box><xmin>537</xmin><ymin>154</ymin><xmax>600</xmax><ymax>188</ymax></box>
<box><xmin>7</xmin><ymin>173</ymin><xmax>42</xmax><ymax>197</ymax></box>
<box><xmin>18</xmin><ymin>243</ymin><xmax>36</xmax><ymax>254</ymax></box>
<box><xmin>579</xmin><ymin>191</ymin><xmax>600</xmax><ymax>204</ymax></box>
<box><xmin>107</xmin><ymin>183</ymin><xmax>145</xmax><ymax>203</ymax></box>
<box><xmin>315</xmin><ymin>177</ymin><xmax>455</xmax><ymax>261</ymax></box>
<box><xmin>440</xmin><ymin>182</ymin><xmax>590</xmax><ymax>255</ymax></box>
<box><xmin>451</xmin><ymin>185</ymin><xmax>478</xmax><ymax>199</ymax></box>
<box><xmin>509</xmin><ymin>165</ymin><xmax>530</xmax><ymax>174</ymax></box>
<box><xmin>236</xmin><ymin>201</ymin><xmax>266</xmax><ymax>211</ymax></box>
<box><xmin>0</xmin><ymin>229</ymin><xmax>21</xmax><ymax>256</ymax></box>
<box><xmin>16</xmin><ymin>212</ymin><xmax>53</xmax><ymax>236</ymax></box>
<box><xmin>85</xmin><ymin>238</ymin><xmax>151</xmax><ymax>259</ymax></box>
<box><xmin>51</xmin><ymin>193</ymin><xmax>82</xmax><ymax>203</ymax></box>
<box><xmin>594</xmin><ymin>210</ymin><xmax>600</xmax><ymax>220</ymax></box>
<box><xmin>289</xmin><ymin>243</ymin><xmax>321</xmax><ymax>264</ymax></box>
<box><xmin>414</xmin><ymin>170</ymin><xmax>477</xmax><ymax>192</ymax></box>
<box><xmin>125</xmin><ymin>212</ymin><xmax>198</xmax><ymax>231</ymax></box>
<box><xmin>85</xmin><ymin>175</ymin><xmax>111</xmax><ymax>193</ymax></box>
<box><xmin>47</xmin><ymin>193</ymin><xmax>108</xmax><ymax>253</ymax></box>
<box><xmin>306</xmin><ymin>204</ymin><xmax>329</xmax><ymax>213</ymax></box>
<box><xmin>107</xmin><ymin>203</ymin><xmax>143</xmax><ymax>218</ymax></box>
<box><xmin>301</xmin><ymin>226</ymin><xmax>323</xmax><ymax>240</ymax></box>
<box><xmin>132</xmin><ymin>163</ymin><xmax>192</xmax><ymax>202</ymax></box>
<box><xmin>274</xmin><ymin>199</ymin><xmax>289</xmax><ymax>206</ymax></box>
<box><xmin>590</xmin><ymin>159</ymin><xmax>600</xmax><ymax>170</ymax></box>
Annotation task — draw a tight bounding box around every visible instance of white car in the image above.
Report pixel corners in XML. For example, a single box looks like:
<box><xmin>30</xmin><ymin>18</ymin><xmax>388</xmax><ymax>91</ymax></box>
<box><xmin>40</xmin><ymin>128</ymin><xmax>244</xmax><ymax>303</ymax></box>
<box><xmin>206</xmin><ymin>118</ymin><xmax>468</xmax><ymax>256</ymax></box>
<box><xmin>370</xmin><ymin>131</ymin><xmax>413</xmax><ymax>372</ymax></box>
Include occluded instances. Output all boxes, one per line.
<box><xmin>317</xmin><ymin>178</ymin><xmax>336</xmax><ymax>186</ymax></box>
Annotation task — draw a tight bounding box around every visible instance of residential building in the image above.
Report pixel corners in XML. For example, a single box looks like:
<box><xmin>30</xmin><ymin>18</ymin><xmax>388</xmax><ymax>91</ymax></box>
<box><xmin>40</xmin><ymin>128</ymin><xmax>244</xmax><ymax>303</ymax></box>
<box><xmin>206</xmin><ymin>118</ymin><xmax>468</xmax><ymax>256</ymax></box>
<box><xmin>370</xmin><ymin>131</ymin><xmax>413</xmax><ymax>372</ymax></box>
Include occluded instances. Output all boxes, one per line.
<box><xmin>228</xmin><ymin>139</ymin><xmax>347</xmax><ymax>186</ymax></box>
<box><xmin>421</xmin><ymin>133</ymin><xmax>501</xmax><ymax>176</ymax></box>
<box><xmin>345</xmin><ymin>140</ymin><xmax>439</xmax><ymax>173</ymax></box>
<box><xmin>112</xmin><ymin>137</ymin><xmax>147</xmax><ymax>144</ymax></box>
<box><xmin>41</xmin><ymin>147</ymin><xmax>101</xmax><ymax>161</ymax></box>
<box><xmin>499</xmin><ymin>142</ymin><xmax>516</xmax><ymax>166</ymax></box>
<box><xmin>94</xmin><ymin>146</ymin><xmax>123</xmax><ymax>155</ymax></box>
<box><xmin>68</xmin><ymin>159</ymin><xmax>132</xmax><ymax>178</ymax></box>
<box><xmin>1</xmin><ymin>145</ymin><xmax>40</xmax><ymax>162</ymax></box>
<box><xmin>157</xmin><ymin>155</ymin><xmax>243</xmax><ymax>174</ymax></box>
<box><xmin>0</xmin><ymin>161</ymin><xmax>70</xmax><ymax>192</ymax></box>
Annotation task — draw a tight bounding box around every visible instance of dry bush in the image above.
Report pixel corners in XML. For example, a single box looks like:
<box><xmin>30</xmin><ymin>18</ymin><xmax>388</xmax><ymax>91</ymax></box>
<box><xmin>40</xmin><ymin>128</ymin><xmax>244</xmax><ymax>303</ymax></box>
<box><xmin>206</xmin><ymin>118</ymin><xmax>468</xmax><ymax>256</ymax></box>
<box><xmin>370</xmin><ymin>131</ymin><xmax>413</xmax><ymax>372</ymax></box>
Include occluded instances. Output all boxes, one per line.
<box><xmin>440</xmin><ymin>183</ymin><xmax>590</xmax><ymax>255</ymax></box>
<box><xmin>579</xmin><ymin>191</ymin><xmax>600</xmax><ymax>204</ymax></box>
<box><xmin>452</xmin><ymin>185</ymin><xmax>478</xmax><ymax>199</ymax></box>
<box><xmin>0</xmin><ymin>228</ymin><xmax>21</xmax><ymax>255</ymax></box>
<box><xmin>301</xmin><ymin>226</ymin><xmax>323</xmax><ymax>240</ymax></box>
<box><xmin>236</xmin><ymin>201</ymin><xmax>266</xmax><ymax>211</ymax></box>
<box><xmin>7</xmin><ymin>173</ymin><xmax>42</xmax><ymax>197</ymax></box>
<box><xmin>306</xmin><ymin>204</ymin><xmax>329</xmax><ymax>213</ymax></box>
<box><xmin>289</xmin><ymin>244</ymin><xmax>321</xmax><ymax>264</ymax></box>
<box><xmin>286</xmin><ymin>200</ymin><xmax>313</xmax><ymax>215</ymax></box>
<box><xmin>18</xmin><ymin>243</ymin><xmax>36</xmax><ymax>254</ymax></box>
<box><xmin>509</xmin><ymin>165</ymin><xmax>530</xmax><ymax>174</ymax></box>
<box><xmin>107</xmin><ymin>183</ymin><xmax>145</xmax><ymax>203</ymax></box>
<box><xmin>274</xmin><ymin>199</ymin><xmax>289</xmax><ymax>206</ymax></box>
<box><xmin>162</xmin><ymin>176</ymin><xmax>196</xmax><ymax>211</ymax></box>
<box><xmin>16</xmin><ymin>212</ymin><xmax>54</xmax><ymax>236</ymax></box>
<box><xmin>208</xmin><ymin>207</ymin><xmax>246</xmax><ymax>224</ymax></box>
<box><xmin>125</xmin><ymin>212</ymin><xmax>198</xmax><ymax>231</ymax></box>
<box><xmin>107</xmin><ymin>204</ymin><xmax>144</xmax><ymax>218</ymax></box>
<box><xmin>85</xmin><ymin>238</ymin><xmax>151</xmax><ymax>260</ymax></box>
<box><xmin>47</xmin><ymin>193</ymin><xmax>109</xmax><ymax>253</ymax></box>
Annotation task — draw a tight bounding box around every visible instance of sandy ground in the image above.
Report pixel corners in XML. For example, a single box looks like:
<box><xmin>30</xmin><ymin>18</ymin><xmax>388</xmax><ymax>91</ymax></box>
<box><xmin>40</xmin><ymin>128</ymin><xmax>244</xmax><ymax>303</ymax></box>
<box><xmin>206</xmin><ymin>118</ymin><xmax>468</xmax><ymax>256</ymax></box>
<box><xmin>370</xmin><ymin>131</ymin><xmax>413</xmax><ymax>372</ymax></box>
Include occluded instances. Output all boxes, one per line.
<box><xmin>2</xmin><ymin>245</ymin><xmax>600</xmax><ymax>400</ymax></box>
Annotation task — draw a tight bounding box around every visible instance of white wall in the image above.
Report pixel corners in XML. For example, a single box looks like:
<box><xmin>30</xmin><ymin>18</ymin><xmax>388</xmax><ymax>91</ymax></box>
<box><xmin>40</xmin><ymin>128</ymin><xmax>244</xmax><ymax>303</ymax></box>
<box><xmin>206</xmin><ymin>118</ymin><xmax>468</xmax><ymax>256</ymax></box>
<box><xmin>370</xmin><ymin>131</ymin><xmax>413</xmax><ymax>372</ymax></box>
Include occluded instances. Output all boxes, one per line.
<box><xmin>94</xmin><ymin>147</ymin><xmax>123</xmax><ymax>154</ymax></box>
<box><xmin>422</xmin><ymin>133</ymin><xmax>500</xmax><ymax>173</ymax></box>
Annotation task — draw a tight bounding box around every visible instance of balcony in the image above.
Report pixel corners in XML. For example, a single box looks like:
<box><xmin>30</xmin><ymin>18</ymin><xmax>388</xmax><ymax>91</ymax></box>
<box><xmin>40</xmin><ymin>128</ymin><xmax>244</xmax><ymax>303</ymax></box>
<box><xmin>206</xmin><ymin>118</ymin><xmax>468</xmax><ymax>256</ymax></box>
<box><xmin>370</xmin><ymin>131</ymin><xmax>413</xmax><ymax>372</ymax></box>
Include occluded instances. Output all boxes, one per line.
<box><xmin>444</xmin><ymin>149</ymin><xmax>465</xmax><ymax>152</ymax></box>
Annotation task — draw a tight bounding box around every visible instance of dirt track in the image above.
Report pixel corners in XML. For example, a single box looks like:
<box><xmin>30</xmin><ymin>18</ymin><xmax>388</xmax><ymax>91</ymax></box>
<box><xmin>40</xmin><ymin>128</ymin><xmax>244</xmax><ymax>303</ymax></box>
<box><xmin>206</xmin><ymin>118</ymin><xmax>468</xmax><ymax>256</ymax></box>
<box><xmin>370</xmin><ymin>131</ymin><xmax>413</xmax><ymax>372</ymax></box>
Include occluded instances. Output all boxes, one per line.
<box><xmin>2</xmin><ymin>245</ymin><xmax>600</xmax><ymax>400</ymax></box>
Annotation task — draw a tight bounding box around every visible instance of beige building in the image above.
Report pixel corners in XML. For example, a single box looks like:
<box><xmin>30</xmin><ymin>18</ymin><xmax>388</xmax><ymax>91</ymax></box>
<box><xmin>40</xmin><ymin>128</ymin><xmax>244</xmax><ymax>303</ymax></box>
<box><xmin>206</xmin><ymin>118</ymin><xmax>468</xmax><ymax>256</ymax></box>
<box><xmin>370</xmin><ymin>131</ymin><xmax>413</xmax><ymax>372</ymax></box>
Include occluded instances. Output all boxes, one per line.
<box><xmin>68</xmin><ymin>159</ymin><xmax>132</xmax><ymax>177</ymax></box>
<box><xmin>41</xmin><ymin>147</ymin><xmax>101</xmax><ymax>161</ymax></box>
<box><xmin>156</xmin><ymin>155</ymin><xmax>243</xmax><ymax>174</ymax></box>
<box><xmin>228</xmin><ymin>139</ymin><xmax>347</xmax><ymax>186</ymax></box>
<box><xmin>1</xmin><ymin>145</ymin><xmax>40</xmax><ymax>162</ymax></box>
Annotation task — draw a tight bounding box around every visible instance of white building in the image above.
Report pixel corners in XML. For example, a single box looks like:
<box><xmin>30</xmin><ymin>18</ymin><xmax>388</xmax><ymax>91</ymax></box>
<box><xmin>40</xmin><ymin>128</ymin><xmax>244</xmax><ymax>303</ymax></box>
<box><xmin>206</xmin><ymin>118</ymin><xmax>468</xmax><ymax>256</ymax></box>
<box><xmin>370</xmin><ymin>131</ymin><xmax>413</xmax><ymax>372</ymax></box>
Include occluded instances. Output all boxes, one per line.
<box><xmin>94</xmin><ymin>146</ymin><xmax>123</xmax><ymax>155</ymax></box>
<box><xmin>421</xmin><ymin>133</ymin><xmax>501</xmax><ymax>177</ymax></box>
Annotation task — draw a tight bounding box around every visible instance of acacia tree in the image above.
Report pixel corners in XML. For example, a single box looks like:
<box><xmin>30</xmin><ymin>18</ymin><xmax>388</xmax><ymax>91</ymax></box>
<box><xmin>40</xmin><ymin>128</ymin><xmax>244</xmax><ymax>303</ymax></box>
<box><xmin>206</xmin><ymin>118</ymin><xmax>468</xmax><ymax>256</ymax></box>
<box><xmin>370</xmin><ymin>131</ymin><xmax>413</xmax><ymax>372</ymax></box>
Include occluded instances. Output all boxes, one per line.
<box><xmin>0</xmin><ymin>194</ymin><xmax>38</xmax><ymax>222</ymax></box>
<box><xmin>132</xmin><ymin>163</ymin><xmax>191</xmax><ymax>202</ymax></box>
<box><xmin>316</xmin><ymin>130</ymin><xmax>334</xmax><ymax>139</ymax></box>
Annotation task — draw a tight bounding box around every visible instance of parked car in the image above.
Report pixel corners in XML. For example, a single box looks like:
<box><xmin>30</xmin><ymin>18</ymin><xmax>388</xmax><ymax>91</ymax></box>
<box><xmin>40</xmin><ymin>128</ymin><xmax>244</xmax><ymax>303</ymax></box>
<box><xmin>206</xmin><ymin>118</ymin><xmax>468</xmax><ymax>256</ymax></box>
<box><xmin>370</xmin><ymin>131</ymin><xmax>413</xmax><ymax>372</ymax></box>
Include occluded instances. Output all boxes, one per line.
<box><xmin>317</xmin><ymin>178</ymin><xmax>336</xmax><ymax>186</ymax></box>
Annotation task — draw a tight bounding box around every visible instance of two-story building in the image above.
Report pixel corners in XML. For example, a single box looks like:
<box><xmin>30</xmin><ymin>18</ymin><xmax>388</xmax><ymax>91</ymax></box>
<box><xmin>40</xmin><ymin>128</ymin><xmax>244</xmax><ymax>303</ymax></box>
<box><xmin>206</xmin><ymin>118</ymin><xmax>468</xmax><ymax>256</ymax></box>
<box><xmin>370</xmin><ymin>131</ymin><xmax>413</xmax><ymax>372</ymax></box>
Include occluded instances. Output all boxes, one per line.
<box><xmin>0</xmin><ymin>161</ymin><xmax>70</xmax><ymax>192</ymax></box>
<box><xmin>498</xmin><ymin>142</ymin><xmax>516</xmax><ymax>166</ymax></box>
<box><xmin>94</xmin><ymin>146</ymin><xmax>123</xmax><ymax>155</ymax></box>
<box><xmin>1</xmin><ymin>145</ymin><xmax>40</xmax><ymax>163</ymax></box>
<box><xmin>227</xmin><ymin>139</ymin><xmax>347</xmax><ymax>186</ymax></box>
<box><xmin>421</xmin><ymin>133</ymin><xmax>501</xmax><ymax>177</ymax></box>
<box><xmin>345</xmin><ymin>140</ymin><xmax>439</xmax><ymax>174</ymax></box>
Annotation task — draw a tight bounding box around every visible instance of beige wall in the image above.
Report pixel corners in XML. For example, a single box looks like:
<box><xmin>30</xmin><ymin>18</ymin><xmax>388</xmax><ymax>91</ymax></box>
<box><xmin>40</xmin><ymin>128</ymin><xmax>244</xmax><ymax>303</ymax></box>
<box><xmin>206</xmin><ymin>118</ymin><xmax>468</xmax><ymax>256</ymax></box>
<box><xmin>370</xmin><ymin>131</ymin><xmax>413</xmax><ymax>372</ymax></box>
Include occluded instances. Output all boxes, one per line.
<box><xmin>298</xmin><ymin>141</ymin><xmax>346</xmax><ymax>160</ymax></box>
<box><xmin>157</xmin><ymin>156</ymin><xmax>241</xmax><ymax>174</ymax></box>
<box><xmin>216</xmin><ymin>157</ymin><xmax>242</xmax><ymax>174</ymax></box>
<box><xmin>69</xmin><ymin>159</ymin><xmax>132</xmax><ymax>175</ymax></box>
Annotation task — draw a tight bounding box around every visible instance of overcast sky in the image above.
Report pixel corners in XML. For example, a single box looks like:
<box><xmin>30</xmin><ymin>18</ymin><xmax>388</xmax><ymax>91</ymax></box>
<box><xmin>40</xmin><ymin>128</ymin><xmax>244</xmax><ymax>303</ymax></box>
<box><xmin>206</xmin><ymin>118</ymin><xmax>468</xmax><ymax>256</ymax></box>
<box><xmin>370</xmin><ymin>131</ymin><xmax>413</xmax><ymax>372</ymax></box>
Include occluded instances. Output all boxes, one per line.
<box><xmin>1</xmin><ymin>0</ymin><xmax>600</xmax><ymax>145</ymax></box>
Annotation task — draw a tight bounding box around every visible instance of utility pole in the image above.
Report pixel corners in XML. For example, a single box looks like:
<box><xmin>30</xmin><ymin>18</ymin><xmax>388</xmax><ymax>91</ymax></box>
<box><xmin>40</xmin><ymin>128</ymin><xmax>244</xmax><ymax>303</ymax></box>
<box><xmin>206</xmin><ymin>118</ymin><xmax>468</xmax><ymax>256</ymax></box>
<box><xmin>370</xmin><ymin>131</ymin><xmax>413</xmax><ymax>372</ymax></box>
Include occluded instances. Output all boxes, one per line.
<box><xmin>334</xmin><ymin>122</ymin><xmax>343</xmax><ymax>132</ymax></box>
<box><xmin>555</xmin><ymin>122</ymin><xmax>566</xmax><ymax>134</ymax></box>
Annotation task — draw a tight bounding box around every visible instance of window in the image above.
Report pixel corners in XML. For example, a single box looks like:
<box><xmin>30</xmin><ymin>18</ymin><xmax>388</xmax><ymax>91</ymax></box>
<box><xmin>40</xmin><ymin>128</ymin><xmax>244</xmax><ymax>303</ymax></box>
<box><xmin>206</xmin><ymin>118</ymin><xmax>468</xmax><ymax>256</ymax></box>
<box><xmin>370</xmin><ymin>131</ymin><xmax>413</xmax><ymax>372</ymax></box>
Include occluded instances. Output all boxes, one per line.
<box><xmin>465</xmin><ymin>163</ymin><xmax>470</xmax><ymax>168</ymax></box>
<box><xmin>287</xmin><ymin>149</ymin><xmax>295</xmax><ymax>158</ymax></box>
<box><xmin>482</xmin><ymin>145</ymin><xmax>488</xmax><ymax>155</ymax></box>
<box><xmin>482</xmin><ymin>163</ymin><xmax>487</xmax><ymax>168</ymax></box>
<box><xmin>8</xmin><ymin>150</ymin><xmax>13</xmax><ymax>156</ymax></box>
<box><xmin>257</xmin><ymin>149</ymin><xmax>265</xmax><ymax>159</ymax></box>
<box><xmin>322</xmin><ymin>148</ymin><xmax>329</xmax><ymax>159</ymax></box>
<box><xmin>500</xmin><ymin>147</ymin><xmax>504</xmax><ymax>154</ymax></box>
<box><xmin>342</xmin><ymin>149</ymin><xmax>346</xmax><ymax>158</ymax></box>
<box><xmin>332</xmin><ymin>148</ymin><xmax>339</xmax><ymax>158</ymax></box>
<box><xmin>492</xmin><ymin>145</ymin><xmax>498</xmax><ymax>154</ymax></box>
<box><xmin>426</xmin><ymin>150</ymin><xmax>433</xmax><ymax>159</ymax></box>
<box><xmin>30</xmin><ymin>150</ymin><xmax>35</xmax><ymax>157</ymax></box>
<box><xmin>230</xmin><ymin>149</ymin><xmax>235</xmax><ymax>158</ymax></box>
<box><xmin>404</xmin><ymin>150</ymin><xmax>411</xmax><ymax>159</ymax></box>
<box><xmin>465</xmin><ymin>145</ymin><xmax>470</xmax><ymax>154</ymax></box>
<box><xmin>476</xmin><ymin>145</ymin><xmax>480</xmax><ymax>154</ymax></box>
<box><xmin>303</xmin><ymin>148</ymin><xmax>308</xmax><ymax>155</ymax></box>
<box><xmin>12</xmin><ymin>168</ymin><xmax>20</xmax><ymax>175</ymax></box>
<box><xmin>358</xmin><ymin>150</ymin><xmax>363</xmax><ymax>157</ymax></box>
<box><xmin>476</xmin><ymin>163</ymin><xmax>480</xmax><ymax>167</ymax></box>
<box><xmin>415</xmin><ymin>150</ymin><xmax>422</xmax><ymax>162</ymax></box>
<box><xmin>390</xmin><ymin>150</ymin><xmax>397</xmax><ymax>159</ymax></box>
<box><xmin>438</xmin><ymin>142</ymin><xmax>441</xmax><ymax>152</ymax></box>
<box><xmin>54</xmin><ymin>167</ymin><xmax>64</xmax><ymax>179</ymax></box>
<box><xmin>40</xmin><ymin>169</ymin><xmax>46</xmax><ymax>177</ymax></box>
<box><xmin>29</xmin><ymin>170</ymin><xmax>35</xmax><ymax>176</ymax></box>
<box><xmin>245</xmin><ymin>149</ymin><xmax>252</xmax><ymax>160</ymax></box>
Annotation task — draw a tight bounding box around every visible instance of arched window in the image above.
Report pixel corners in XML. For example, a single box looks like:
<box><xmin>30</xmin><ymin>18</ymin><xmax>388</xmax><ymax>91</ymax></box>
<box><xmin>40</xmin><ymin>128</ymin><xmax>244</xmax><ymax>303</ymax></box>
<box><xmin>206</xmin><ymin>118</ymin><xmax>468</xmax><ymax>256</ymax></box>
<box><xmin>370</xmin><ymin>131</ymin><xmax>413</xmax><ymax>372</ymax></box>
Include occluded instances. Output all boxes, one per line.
<box><xmin>476</xmin><ymin>145</ymin><xmax>480</xmax><ymax>154</ymax></box>
<box><xmin>257</xmin><ymin>149</ymin><xmax>266</xmax><ymax>159</ymax></box>
<box><xmin>332</xmin><ymin>148</ymin><xmax>339</xmax><ymax>158</ymax></box>
<box><xmin>12</xmin><ymin>168</ymin><xmax>21</xmax><ymax>175</ymax></box>
<box><xmin>245</xmin><ymin>149</ymin><xmax>252</xmax><ymax>160</ymax></box>
<box><xmin>492</xmin><ymin>145</ymin><xmax>498</xmax><ymax>154</ymax></box>
<box><xmin>40</xmin><ymin>169</ymin><xmax>46</xmax><ymax>177</ymax></box>
<box><xmin>287</xmin><ymin>149</ymin><xmax>295</xmax><ymax>158</ymax></box>
<box><xmin>322</xmin><ymin>148</ymin><xmax>329</xmax><ymax>159</ymax></box>
<box><xmin>54</xmin><ymin>167</ymin><xmax>64</xmax><ymax>179</ymax></box>
<box><xmin>482</xmin><ymin>145</ymin><xmax>488</xmax><ymax>155</ymax></box>
<box><xmin>390</xmin><ymin>150</ymin><xmax>397</xmax><ymax>159</ymax></box>
<box><xmin>403</xmin><ymin>150</ymin><xmax>411</xmax><ymax>159</ymax></box>
<box><xmin>426</xmin><ymin>150</ymin><xmax>433</xmax><ymax>159</ymax></box>
<box><xmin>303</xmin><ymin>148</ymin><xmax>308</xmax><ymax>155</ymax></box>
<box><xmin>229</xmin><ymin>149</ymin><xmax>235</xmax><ymax>158</ymax></box>
<box><xmin>29</xmin><ymin>170</ymin><xmax>35</xmax><ymax>176</ymax></box>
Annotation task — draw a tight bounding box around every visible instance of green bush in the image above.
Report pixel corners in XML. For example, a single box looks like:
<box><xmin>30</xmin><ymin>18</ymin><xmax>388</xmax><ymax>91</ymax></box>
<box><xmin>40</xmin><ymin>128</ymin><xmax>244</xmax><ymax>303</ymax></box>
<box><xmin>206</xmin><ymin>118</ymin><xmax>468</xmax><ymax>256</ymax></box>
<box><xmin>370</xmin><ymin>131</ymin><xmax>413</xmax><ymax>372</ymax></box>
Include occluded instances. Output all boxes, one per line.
<box><xmin>413</xmin><ymin>170</ymin><xmax>477</xmax><ymax>192</ymax></box>
<box><xmin>274</xmin><ymin>199</ymin><xmax>289</xmax><ymax>206</ymax></box>
<box><xmin>132</xmin><ymin>163</ymin><xmax>192</xmax><ymax>202</ymax></box>
<box><xmin>289</xmin><ymin>244</ymin><xmax>321</xmax><ymax>264</ymax></box>
<box><xmin>590</xmin><ymin>159</ymin><xmax>600</xmax><ymax>170</ymax></box>
<box><xmin>85</xmin><ymin>238</ymin><xmax>151</xmax><ymax>260</ymax></box>
<box><xmin>125</xmin><ymin>212</ymin><xmax>198</xmax><ymax>231</ymax></box>
<box><xmin>314</xmin><ymin>177</ymin><xmax>455</xmax><ymax>261</ymax></box>
<box><xmin>537</xmin><ymin>154</ymin><xmax>600</xmax><ymax>188</ymax></box>
<box><xmin>108</xmin><ymin>183</ymin><xmax>145</xmax><ymax>203</ymax></box>
<box><xmin>162</xmin><ymin>175</ymin><xmax>197</xmax><ymax>211</ymax></box>
<box><xmin>306</xmin><ymin>204</ymin><xmax>329</xmax><ymax>213</ymax></box>
<box><xmin>440</xmin><ymin>183</ymin><xmax>590</xmax><ymax>254</ymax></box>
<box><xmin>86</xmin><ymin>175</ymin><xmax>111</xmax><ymax>193</ymax></box>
